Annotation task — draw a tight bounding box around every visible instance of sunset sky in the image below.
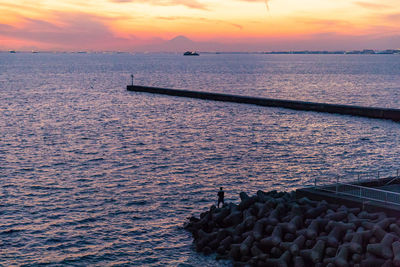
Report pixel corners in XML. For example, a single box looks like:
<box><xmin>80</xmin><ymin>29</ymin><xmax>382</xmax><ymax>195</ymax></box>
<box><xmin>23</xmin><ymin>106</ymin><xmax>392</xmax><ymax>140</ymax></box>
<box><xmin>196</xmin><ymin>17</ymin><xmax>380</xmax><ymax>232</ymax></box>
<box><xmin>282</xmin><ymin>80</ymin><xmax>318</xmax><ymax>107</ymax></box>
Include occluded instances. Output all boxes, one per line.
<box><xmin>1</xmin><ymin>0</ymin><xmax>400</xmax><ymax>51</ymax></box>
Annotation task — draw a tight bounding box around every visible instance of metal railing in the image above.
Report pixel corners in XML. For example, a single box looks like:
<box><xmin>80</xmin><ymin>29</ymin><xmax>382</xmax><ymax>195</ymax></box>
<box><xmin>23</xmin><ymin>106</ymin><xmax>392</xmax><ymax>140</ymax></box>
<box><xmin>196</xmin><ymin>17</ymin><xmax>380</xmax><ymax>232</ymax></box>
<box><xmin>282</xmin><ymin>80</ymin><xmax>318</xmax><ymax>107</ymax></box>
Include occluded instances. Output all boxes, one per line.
<box><xmin>316</xmin><ymin>182</ymin><xmax>400</xmax><ymax>206</ymax></box>
<box><xmin>303</xmin><ymin>168</ymin><xmax>400</xmax><ymax>206</ymax></box>
<box><xmin>307</xmin><ymin>168</ymin><xmax>400</xmax><ymax>188</ymax></box>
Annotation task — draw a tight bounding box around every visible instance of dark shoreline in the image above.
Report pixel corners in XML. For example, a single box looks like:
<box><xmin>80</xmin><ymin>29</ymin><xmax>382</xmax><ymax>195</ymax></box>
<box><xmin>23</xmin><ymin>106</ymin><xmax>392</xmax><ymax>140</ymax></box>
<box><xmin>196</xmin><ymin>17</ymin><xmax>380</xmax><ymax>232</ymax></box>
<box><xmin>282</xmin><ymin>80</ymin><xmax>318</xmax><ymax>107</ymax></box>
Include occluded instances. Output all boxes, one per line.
<box><xmin>184</xmin><ymin>190</ymin><xmax>400</xmax><ymax>266</ymax></box>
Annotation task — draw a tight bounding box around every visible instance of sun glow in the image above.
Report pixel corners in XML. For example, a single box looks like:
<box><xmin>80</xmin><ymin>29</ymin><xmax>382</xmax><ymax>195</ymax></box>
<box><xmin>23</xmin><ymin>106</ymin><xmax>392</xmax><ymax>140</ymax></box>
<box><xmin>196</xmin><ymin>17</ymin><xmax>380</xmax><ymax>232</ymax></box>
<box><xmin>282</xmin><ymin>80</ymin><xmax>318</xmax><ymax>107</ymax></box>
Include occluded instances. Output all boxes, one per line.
<box><xmin>0</xmin><ymin>0</ymin><xmax>400</xmax><ymax>51</ymax></box>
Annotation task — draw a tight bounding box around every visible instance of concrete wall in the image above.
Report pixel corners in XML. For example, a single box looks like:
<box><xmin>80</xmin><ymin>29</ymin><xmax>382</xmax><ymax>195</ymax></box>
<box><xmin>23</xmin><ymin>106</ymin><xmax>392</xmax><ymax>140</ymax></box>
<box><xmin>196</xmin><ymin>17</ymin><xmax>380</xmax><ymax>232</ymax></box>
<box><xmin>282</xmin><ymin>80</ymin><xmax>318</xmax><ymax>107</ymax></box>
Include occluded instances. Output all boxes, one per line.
<box><xmin>127</xmin><ymin>85</ymin><xmax>400</xmax><ymax>122</ymax></box>
<box><xmin>296</xmin><ymin>187</ymin><xmax>400</xmax><ymax>217</ymax></box>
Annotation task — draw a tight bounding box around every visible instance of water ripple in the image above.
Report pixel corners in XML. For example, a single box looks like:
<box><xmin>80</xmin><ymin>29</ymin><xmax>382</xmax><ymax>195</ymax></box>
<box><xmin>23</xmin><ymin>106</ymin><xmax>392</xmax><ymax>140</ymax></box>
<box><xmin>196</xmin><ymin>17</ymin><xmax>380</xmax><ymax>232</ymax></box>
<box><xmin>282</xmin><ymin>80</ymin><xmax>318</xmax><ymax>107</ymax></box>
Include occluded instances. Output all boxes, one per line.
<box><xmin>1</xmin><ymin>53</ymin><xmax>400</xmax><ymax>265</ymax></box>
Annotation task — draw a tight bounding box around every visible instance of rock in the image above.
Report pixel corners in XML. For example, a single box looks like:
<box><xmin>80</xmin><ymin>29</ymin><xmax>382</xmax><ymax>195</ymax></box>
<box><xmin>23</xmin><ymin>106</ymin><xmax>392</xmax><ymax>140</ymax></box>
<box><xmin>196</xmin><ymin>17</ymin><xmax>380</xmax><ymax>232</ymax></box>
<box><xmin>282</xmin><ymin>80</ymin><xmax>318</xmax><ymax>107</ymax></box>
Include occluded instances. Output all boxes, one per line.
<box><xmin>372</xmin><ymin>225</ymin><xmax>388</xmax><ymax>242</ymax></box>
<box><xmin>300</xmin><ymin>239</ymin><xmax>326</xmax><ymax>264</ymax></box>
<box><xmin>325</xmin><ymin>221</ymin><xmax>355</xmax><ymax>232</ymax></box>
<box><xmin>219</xmin><ymin>235</ymin><xmax>233</xmax><ymax>251</ymax></box>
<box><xmin>325</xmin><ymin>246</ymin><xmax>337</xmax><ymax>257</ymax></box>
<box><xmin>196</xmin><ymin>229</ymin><xmax>218</xmax><ymax>251</ymax></box>
<box><xmin>367</xmin><ymin>233</ymin><xmax>396</xmax><ymax>259</ymax></box>
<box><xmin>361</xmin><ymin>221</ymin><xmax>376</xmax><ymax>230</ymax></box>
<box><xmin>392</xmin><ymin>241</ymin><xmax>400</xmax><ymax>266</ymax></box>
<box><xmin>260</xmin><ymin>225</ymin><xmax>282</xmax><ymax>248</ymax></box>
<box><xmin>255</xmin><ymin>202</ymin><xmax>270</xmax><ymax>218</ymax></box>
<box><xmin>244</xmin><ymin>216</ymin><xmax>257</xmax><ymax>230</ymax></box>
<box><xmin>223</xmin><ymin>211</ymin><xmax>242</xmax><ymax>226</ymax></box>
<box><xmin>382</xmin><ymin>259</ymin><xmax>394</xmax><ymax>267</ymax></box>
<box><xmin>212</xmin><ymin>206</ymin><xmax>231</xmax><ymax>224</ymax></box>
<box><xmin>389</xmin><ymin>223</ymin><xmax>400</xmax><ymax>237</ymax></box>
<box><xmin>240</xmin><ymin>192</ymin><xmax>250</xmax><ymax>201</ymax></box>
<box><xmin>264</xmin><ymin>250</ymin><xmax>291</xmax><ymax>267</ymax></box>
<box><xmin>305</xmin><ymin>203</ymin><xmax>327</xmax><ymax>219</ymax></box>
<box><xmin>278</xmin><ymin>215</ymin><xmax>302</xmax><ymax>234</ymax></box>
<box><xmin>250</xmin><ymin>243</ymin><xmax>263</xmax><ymax>257</ymax></box>
<box><xmin>253</xmin><ymin>218</ymin><xmax>267</xmax><ymax>240</ymax></box>
<box><xmin>360</xmin><ymin>257</ymin><xmax>386</xmax><ymax>267</ymax></box>
<box><xmin>306</xmin><ymin>219</ymin><xmax>328</xmax><ymax>240</ymax></box>
<box><xmin>348</xmin><ymin>231</ymin><xmax>364</xmax><ymax>254</ymax></box>
<box><xmin>229</xmin><ymin>244</ymin><xmax>241</xmax><ymax>261</ymax></box>
<box><xmin>239</xmin><ymin>196</ymin><xmax>256</xmax><ymax>211</ymax></box>
<box><xmin>352</xmin><ymin>253</ymin><xmax>362</xmax><ymax>263</ymax></box>
<box><xmin>289</xmin><ymin>203</ymin><xmax>303</xmax><ymax>217</ymax></box>
<box><xmin>184</xmin><ymin>190</ymin><xmax>400</xmax><ymax>267</ymax></box>
<box><xmin>343</xmin><ymin>229</ymin><xmax>355</xmax><ymax>242</ymax></box>
<box><xmin>348</xmin><ymin>207</ymin><xmax>361</xmax><ymax>215</ymax></box>
<box><xmin>266</xmin><ymin>205</ymin><xmax>283</xmax><ymax>226</ymax></box>
<box><xmin>324</xmin><ymin>211</ymin><xmax>348</xmax><ymax>222</ymax></box>
<box><xmin>334</xmin><ymin>245</ymin><xmax>350</xmax><ymax>267</ymax></box>
<box><xmin>323</xmin><ymin>225</ymin><xmax>347</xmax><ymax>248</ymax></box>
<box><xmin>348</xmin><ymin>212</ymin><xmax>368</xmax><ymax>227</ymax></box>
<box><xmin>305</xmin><ymin>239</ymin><xmax>316</xmax><ymax>249</ymax></box>
<box><xmin>256</xmin><ymin>190</ymin><xmax>272</xmax><ymax>203</ymax></box>
<box><xmin>283</xmin><ymin>232</ymin><xmax>295</xmax><ymax>242</ymax></box>
<box><xmin>202</xmin><ymin>246</ymin><xmax>212</xmax><ymax>255</ymax></box>
<box><xmin>288</xmin><ymin>234</ymin><xmax>306</xmax><ymax>256</ymax></box>
<box><xmin>358</xmin><ymin>211</ymin><xmax>379</xmax><ymax>221</ymax></box>
<box><xmin>270</xmin><ymin>247</ymin><xmax>283</xmax><ymax>258</ymax></box>
<box><xmin>240</xmin><ymin>235</ymin><xmax>255</xmax><ymax>257</ymax></box>
<box><xmin>293</xmin><ymin>256</ymin><xmax>305</xmax><ymax>267</ymax></box>
<box><xmin>297</xmin><ymin>197</ymin><xmax>318</xmax><ymax>206</ymax></box>
<box><xmin>376</xmin><ymin>218</ymin><xmax>396</xmax><ymax>230</ymax></box>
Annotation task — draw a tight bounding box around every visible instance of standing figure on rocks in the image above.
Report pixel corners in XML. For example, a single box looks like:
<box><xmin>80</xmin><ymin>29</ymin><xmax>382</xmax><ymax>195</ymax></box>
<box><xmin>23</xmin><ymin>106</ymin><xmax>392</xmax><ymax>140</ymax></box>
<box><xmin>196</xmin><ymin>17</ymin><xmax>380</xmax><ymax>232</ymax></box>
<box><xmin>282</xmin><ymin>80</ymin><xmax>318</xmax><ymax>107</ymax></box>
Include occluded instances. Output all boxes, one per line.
<box><xmin>218</xmin><ymin>187</ymin><xmax>224</xmax><ymax>208</ymax></box>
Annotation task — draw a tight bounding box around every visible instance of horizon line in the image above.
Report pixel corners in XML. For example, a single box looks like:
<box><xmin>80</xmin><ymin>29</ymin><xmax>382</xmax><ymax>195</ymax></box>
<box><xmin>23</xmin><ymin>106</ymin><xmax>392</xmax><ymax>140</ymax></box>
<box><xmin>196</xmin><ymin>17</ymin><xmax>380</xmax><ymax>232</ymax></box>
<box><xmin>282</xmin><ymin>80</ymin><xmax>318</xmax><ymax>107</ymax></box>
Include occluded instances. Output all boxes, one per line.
<box><xmin>2</xmin><ymin>49</ymin><xmax>400</xmax><ymax>54</ymax></box>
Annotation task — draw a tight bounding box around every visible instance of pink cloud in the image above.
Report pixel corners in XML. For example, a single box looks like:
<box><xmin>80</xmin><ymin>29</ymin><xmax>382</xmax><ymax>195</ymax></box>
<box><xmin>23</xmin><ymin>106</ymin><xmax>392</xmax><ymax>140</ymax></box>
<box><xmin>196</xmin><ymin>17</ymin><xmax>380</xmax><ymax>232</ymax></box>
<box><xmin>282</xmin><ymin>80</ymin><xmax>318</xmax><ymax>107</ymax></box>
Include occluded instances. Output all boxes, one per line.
<box><xmin>383</xmin><ymin>13</ymin><xmax>400</xmax><ymax>22</ymax></box>
<box><xmin>0</xmin><ymin>12</ymin><xmax>142</xmax><ymax>50</ymax></box>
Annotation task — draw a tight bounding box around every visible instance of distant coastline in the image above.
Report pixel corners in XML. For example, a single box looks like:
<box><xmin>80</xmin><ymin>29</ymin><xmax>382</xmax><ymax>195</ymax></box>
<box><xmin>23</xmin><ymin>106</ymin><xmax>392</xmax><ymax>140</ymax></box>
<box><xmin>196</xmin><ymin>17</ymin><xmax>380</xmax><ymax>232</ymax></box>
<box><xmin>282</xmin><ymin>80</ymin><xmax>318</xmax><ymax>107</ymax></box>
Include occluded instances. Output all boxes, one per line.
<box><xmin>1</xmin><ymin>49</ymin><xmax>399</xmax><ymax>54</ymax></box>
<box><xmin>208</xmin><ymin>49</ymin><xmax>400</xmax><ymax>55</ymax></box>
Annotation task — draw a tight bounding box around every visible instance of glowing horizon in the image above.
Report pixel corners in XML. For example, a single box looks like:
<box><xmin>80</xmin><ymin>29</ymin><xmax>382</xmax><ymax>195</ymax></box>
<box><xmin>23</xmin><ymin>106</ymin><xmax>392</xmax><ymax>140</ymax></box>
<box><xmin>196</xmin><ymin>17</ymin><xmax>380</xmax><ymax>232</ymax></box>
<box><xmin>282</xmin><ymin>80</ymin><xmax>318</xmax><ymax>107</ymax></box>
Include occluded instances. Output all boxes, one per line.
<box><xmin>0</xmin><ymin>0</ymin><xmax>400</xmax><ymax>51</ymax></box>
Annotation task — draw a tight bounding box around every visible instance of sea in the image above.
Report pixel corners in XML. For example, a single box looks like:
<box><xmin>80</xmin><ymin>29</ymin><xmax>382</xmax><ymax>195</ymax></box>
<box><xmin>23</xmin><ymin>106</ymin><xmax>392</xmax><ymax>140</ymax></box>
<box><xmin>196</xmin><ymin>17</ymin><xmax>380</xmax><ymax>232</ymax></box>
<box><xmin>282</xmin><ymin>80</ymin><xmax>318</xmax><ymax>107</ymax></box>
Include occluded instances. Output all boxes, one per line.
<box><xmin>1</xmin><ymin>52</ymin><xmax>400</xmax><ymax>266</ymax></box>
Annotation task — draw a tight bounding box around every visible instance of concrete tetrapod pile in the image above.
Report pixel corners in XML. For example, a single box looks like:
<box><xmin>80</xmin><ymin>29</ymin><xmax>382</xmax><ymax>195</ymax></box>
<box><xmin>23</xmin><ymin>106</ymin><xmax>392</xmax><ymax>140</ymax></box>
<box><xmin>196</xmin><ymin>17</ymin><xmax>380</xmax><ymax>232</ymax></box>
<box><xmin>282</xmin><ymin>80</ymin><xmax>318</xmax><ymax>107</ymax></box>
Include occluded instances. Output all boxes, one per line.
<box><xmin>184</xmin><ymin>190</ymin><xmax>400</xmax><ymax>267</ymax></box>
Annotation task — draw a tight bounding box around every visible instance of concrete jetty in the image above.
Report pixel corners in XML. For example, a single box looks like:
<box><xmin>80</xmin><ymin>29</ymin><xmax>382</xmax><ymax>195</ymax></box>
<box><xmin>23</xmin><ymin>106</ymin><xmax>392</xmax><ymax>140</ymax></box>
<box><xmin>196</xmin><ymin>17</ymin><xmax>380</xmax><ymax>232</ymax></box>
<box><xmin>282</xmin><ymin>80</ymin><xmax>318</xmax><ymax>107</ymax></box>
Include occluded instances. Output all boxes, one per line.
<box><xmin>127</xmin><ymin>85</ymin><xmax>400</xmax><ymax>122</ymax></box>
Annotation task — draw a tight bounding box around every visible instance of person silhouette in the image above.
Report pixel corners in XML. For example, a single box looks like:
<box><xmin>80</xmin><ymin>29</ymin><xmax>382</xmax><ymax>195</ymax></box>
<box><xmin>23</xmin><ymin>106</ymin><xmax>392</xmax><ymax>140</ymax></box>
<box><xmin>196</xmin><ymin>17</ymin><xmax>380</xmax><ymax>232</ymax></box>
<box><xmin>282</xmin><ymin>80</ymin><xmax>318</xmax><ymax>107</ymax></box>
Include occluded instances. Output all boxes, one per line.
<box><xmin>217</xmin><ymin>187</ymin><xmax>224</xmax><ymax>208</ymax></box>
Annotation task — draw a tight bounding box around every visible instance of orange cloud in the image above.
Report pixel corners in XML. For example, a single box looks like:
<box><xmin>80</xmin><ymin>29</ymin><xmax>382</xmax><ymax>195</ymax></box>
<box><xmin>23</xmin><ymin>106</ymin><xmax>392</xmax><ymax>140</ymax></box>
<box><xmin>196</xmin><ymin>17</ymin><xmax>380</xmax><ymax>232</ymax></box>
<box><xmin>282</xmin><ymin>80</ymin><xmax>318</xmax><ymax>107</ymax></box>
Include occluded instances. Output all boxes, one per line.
<box><xmin>1</xmin><ymin>0</ymin><xmax>400</xmax><ymax>51</ymax></box>
<box><xmin>108</xmin><ymin>0</ymin><xmax>208</xmax><ymax>10</ymax></box>
<box><xmin>354</xmin><ymin>2</ymin><xmax>391</xmax><ymax>10</ymax></box>
<box><xmin>156</xmin><ymin>16</ymin><xmax>243</xmax><ymax>30</ymax></box>
<box><xmin>0</xmin><ymin>11</ymin><xmax>141</xmax><ymax>50</ymax></box>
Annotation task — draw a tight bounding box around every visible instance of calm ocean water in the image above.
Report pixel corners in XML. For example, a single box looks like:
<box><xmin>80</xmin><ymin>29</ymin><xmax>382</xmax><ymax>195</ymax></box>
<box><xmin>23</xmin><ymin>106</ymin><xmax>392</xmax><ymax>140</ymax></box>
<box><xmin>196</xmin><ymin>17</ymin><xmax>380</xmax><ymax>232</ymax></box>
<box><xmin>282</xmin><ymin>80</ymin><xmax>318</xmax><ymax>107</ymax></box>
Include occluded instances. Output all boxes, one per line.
<box><xmin>1</xmin><ymin>52</ymin><xmax>400</xmax><ymax>266</ymax></box>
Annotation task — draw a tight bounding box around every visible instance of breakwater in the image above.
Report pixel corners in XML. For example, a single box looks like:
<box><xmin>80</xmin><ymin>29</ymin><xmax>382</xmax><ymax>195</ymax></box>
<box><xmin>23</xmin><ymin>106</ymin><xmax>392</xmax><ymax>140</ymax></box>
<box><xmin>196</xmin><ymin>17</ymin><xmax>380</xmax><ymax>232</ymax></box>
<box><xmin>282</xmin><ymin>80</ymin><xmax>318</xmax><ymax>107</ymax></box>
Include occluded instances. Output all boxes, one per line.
<box><xmin>127</xmin><ymin>85</ymin><xmax>400</xmax><ymax>122</ymax></box>
<box><xmin>185</xmin><ymin>190</ymin><xmax>400</xmax><ymax>266</ymax></box>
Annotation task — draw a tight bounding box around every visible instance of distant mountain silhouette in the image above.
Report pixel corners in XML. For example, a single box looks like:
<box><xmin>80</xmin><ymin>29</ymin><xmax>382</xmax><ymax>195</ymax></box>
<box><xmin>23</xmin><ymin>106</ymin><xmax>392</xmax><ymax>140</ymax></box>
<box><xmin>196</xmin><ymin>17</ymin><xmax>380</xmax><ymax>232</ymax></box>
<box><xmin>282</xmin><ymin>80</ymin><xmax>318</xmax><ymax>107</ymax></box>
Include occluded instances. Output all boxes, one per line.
<box><xmin>135</xmin><ymin>35</ymin><xmax>220</xmax><ymax>52</ymax></box>
<box><xmin>168</xmin><ymin>35</ymin><xmax>194</xmax><ymax>45</ymax></box>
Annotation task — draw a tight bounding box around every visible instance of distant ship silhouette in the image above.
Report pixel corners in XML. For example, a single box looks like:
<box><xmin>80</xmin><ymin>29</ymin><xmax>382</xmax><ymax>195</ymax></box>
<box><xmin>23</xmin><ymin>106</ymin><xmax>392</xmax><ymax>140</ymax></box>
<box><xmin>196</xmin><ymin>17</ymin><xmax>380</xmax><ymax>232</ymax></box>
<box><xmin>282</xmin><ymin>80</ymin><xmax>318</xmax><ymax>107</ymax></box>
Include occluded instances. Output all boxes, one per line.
<box><xmin>183</xmin><ymin>51</ymin><xmax>199</xmax><ymax>56</ymax></box>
